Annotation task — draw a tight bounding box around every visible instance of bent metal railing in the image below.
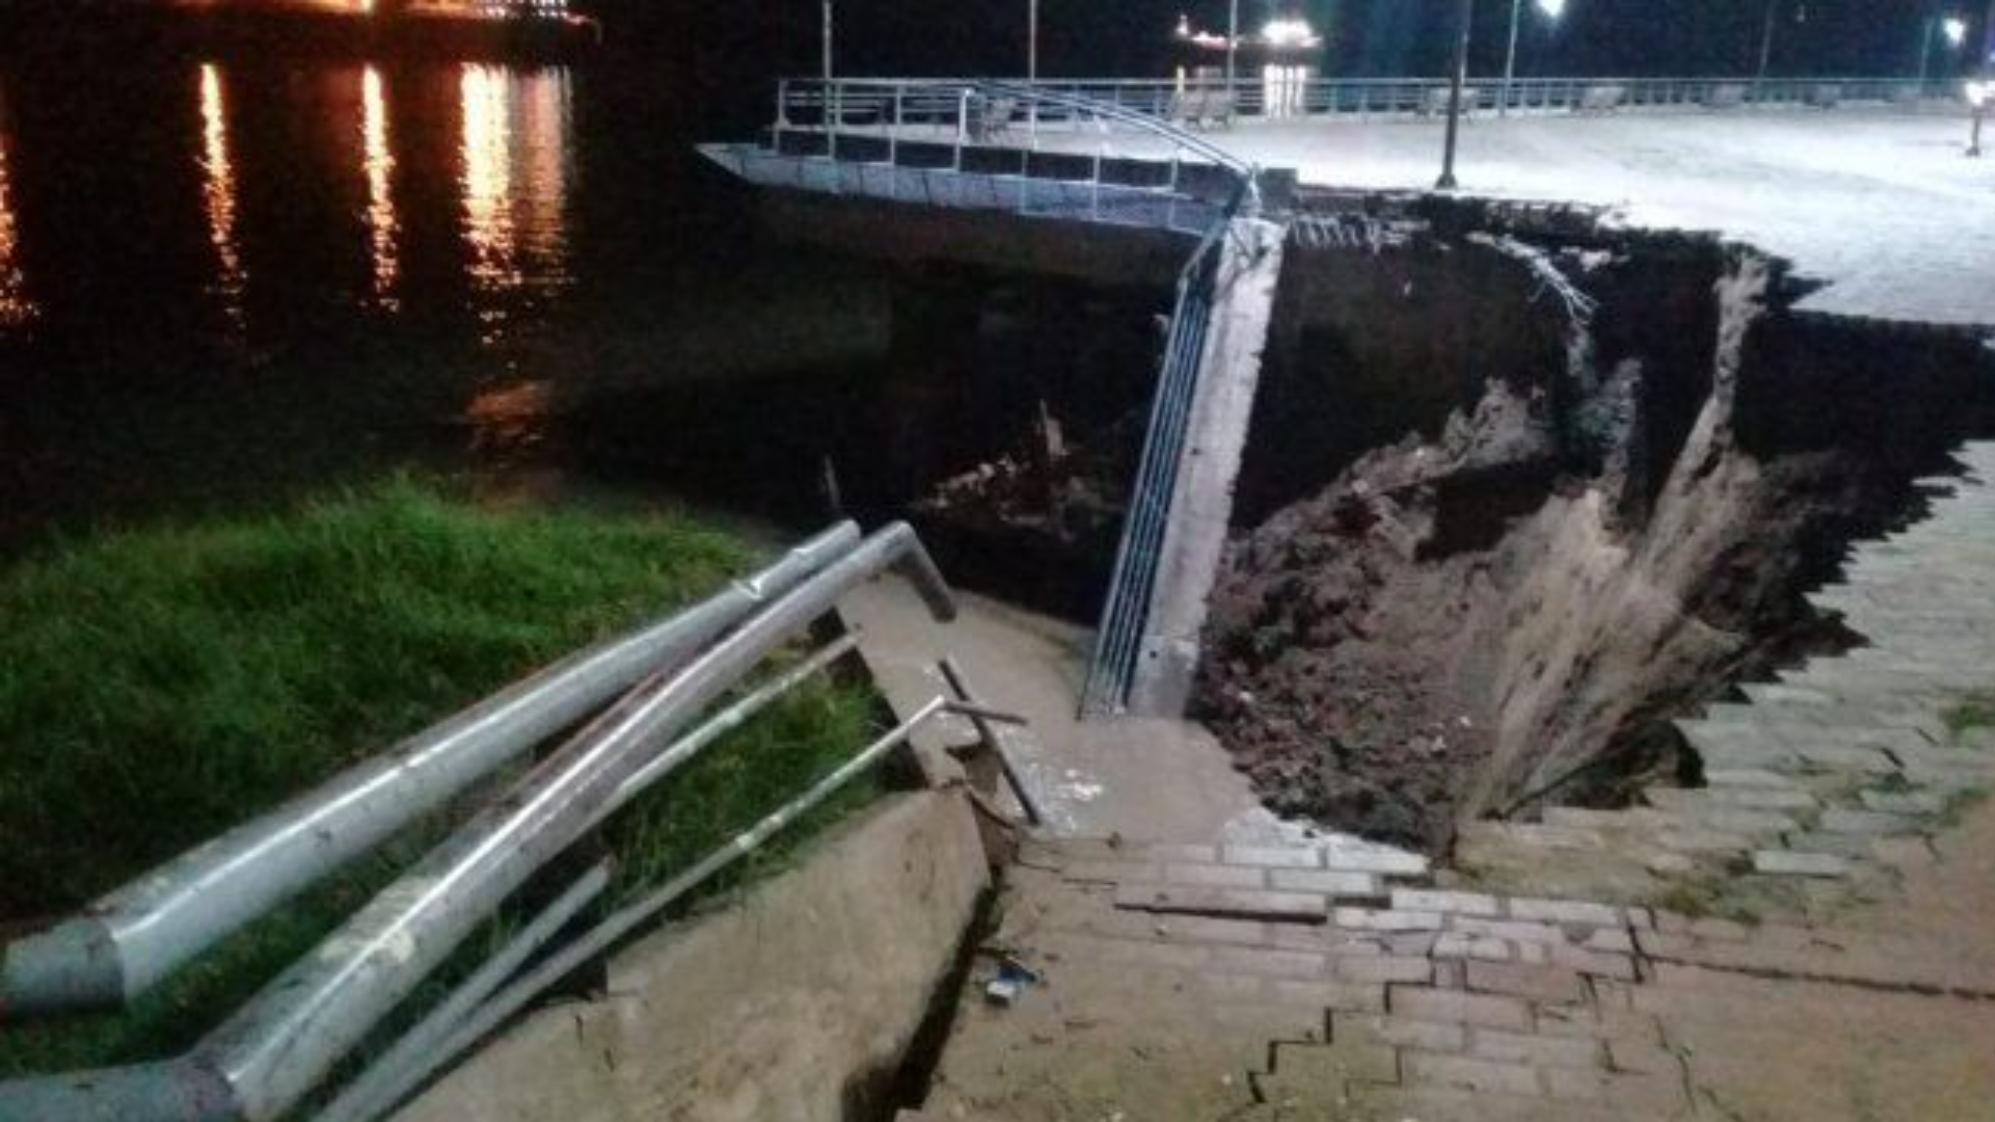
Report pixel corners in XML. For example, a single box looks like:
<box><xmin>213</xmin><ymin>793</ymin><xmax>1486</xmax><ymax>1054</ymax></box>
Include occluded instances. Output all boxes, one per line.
<box><xmin>0</xmin><ymin>521</ymin><xmax>1028</xmax><ymax>1122</ymax></box>
<box><xmin>742</xmin><ymin>78</ymin><xmax>1263</xmax><ymax>717</ymax></box>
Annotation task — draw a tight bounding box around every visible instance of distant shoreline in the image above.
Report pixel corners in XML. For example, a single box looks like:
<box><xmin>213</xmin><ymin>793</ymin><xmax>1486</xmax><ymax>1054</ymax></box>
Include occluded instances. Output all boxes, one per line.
<box><xmin>0</xmin><ymin>3</ymin><xmax>602</xmax><ymax>64</ymax></box>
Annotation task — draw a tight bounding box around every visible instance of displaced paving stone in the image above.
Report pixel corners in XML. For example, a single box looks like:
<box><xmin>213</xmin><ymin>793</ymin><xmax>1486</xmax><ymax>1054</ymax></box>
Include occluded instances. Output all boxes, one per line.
<box><xmin>1394</xmin><ymin>888</ymin><xmax>1502</xmax><ymax>916</ymax></box>
<box><xmin>1270</xmin><ymin>977</ymin><xmax>1387</xmax><ymax>1012</ymax></box>
<box><xmin>1701</xmin><ymin>767</ymin><xmax>1803</xmax><ymax>789</ymax></box>
<box><xmin>1164</xmin><ymin>862</ymin><xmax>1268</xmax><ymax>887</ymax></box>
<box><xmin>1402</xmin><ymin>1050</ymin><xmax>1543</xmax><ymax>1094</ymax></box>
<box><xmin>1434</xmin><ymin>932</ymin><xmax>1514</xmax><ymax>961</ymax></box>
<box><xmin>1336</xmin><ymin>955</ymin><xmax>1435</xmax><ymax>985</ymax></box>
<box><xmin>1222</xmin><ymin>844</ymin><xmax>1323</xmax><ymax>869</ymax></box>
<box><xmin>1465</xmin><ymin>961</ymin><xmax>1588</xmax><ymax>1005</ymax></box>
<box><xmin>1336</xmin><ymin>1012</ymin><xmax>1468</xmax><ymax>1053</ymax></box>
<box><xmin>1114</xmin><ymin>884</ymin><xmax>1326</xmax><ymax>922</ymax></box>
<box><xmin>1656</xmin><ymin>827</ymin><xmax>1753</xmax><ymax>854</ymax></box>
<box><xmin>1322</xmin><ymin>840</ymin><xmax>1431</xmax><ymax>877</ymax></box>
<box><xmin>1858</xmin><ymin>789</ymin><xmax>1947</xmax><ymax>814</ymax></box>
<box><xmin>1582</xmin><ymin>928</ymin><xmax>1636</xmax><ymax>954</ymax></box>
<box><xmin>1547</xmin><ymin>944</ymin><xmax>1638</xmax><ymax>981</ymax></box>
<box><xmin>1470</xmin><ymin>1027</ymin><xmax>1604</xmax><ymax>1069</ymax></box>
<box><xmin>1752</xmin><ymin>849</ymin><xmax>1852</xmax><ymax>878</ymax></box>
<box><xmin>1505</xmin><ymin>897</ymin><xmax>1623</xmax><ymax>927</ymax></box>
<box><xmin>1269</xmin><ymin>868</ymin><xmax>1385</xmax><ymax>899</ymax></box>
<box><xmin>1268</xmin><ymin>1040</ymin><xmax>1400</xmax><ymax>1086</ymax></box>
<box><xmin>1390</xmin><ymin>985</ymin><xmax>1534</xmax><ymax>1030</ymax></box>
<box><xmin>1206</xmin><ymin>944</ymin><xmax>1330</xmax><ymax>979</ymax></box>
<box><xmin>1450</xmin><ymin>916</ymin><xmax>1570</xmax><ymax>945</ymax></box>
<box><xmin>1606</xmin><ymin>1038</ymin><xmax>1678</xmax><ymax>1075</ymax></box>
<box><xmin>1819</xmin><ymin>807</ymin><xmax>1924</xmax><ymax>836</ymax></box>
<box><xmin>1142</xmin><ymin>843</ymin><xmax>1220</xmax><ymax>863</ymax></box>
<box><xmin>1334</xmin><ymin>907</ymin><xmax>1445</xmax><ymax>932</ymax></box>
<box><xmin>1783</xmin><ymin>830</ymin><xmax>1877</xmax><ymax>858</ymax></box>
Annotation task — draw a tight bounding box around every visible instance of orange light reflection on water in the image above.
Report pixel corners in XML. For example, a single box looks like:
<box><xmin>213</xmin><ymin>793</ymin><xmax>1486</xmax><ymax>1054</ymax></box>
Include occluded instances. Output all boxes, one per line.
<box><xmin>199</xmin><ymin>63</ymin><xmax>246</xmax><ymax>330</ymax></box>
<box><xmin>361</xmin><ymin>66</ymin><xmax>400</xmax><ymax>311</ymax></box>
<box><xmin>0</xmin><ymin>92</ymin><xmax>33</xmax><ymax>328</ymax></box>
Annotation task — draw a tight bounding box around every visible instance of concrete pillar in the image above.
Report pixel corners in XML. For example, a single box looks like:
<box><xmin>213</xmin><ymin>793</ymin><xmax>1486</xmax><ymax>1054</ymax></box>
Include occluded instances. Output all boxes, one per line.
<box><xmin>1125</xmin><ymin>217</ymin><xmax>1287</xmax><ymax>717</ymax></box>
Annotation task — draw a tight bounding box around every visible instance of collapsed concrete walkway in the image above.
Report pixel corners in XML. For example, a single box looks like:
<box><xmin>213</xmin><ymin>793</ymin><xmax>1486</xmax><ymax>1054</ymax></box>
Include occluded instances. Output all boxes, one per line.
<box><xmin>900</xmin><ymin>442</ymin><xmax>1995</xmax><ymax>1121</ymax></box>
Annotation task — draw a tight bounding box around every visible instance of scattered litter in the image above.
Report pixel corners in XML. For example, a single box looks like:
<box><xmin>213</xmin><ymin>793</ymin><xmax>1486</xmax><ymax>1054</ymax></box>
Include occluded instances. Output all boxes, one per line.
<box><xmin>984</xmin><ymin>955</ymin><xmax>1043</xmax><ymax>1007</ymax></box>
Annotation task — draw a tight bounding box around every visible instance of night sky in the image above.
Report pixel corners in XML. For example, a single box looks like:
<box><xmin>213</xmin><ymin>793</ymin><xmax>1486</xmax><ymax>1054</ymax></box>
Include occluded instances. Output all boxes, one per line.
<box><xmin>613</xmin><ymin>0</ymin><xmax>1990</xmax><ymax>88</ymax></box>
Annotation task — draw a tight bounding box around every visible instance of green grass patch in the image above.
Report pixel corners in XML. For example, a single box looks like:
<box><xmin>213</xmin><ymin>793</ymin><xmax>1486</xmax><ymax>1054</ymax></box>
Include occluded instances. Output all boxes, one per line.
<box><xmin>0</xmin><ymin>480</ymin><xmax>886</xmax><ymax>1079</ymax></box>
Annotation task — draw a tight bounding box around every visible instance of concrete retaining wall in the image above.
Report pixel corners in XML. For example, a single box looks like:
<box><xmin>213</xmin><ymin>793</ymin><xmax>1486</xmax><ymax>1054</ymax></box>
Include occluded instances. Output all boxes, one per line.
<box><xmin>393</xmin><ymin>790</ymin><xmax>989</xmax><ymax>1122</ymax></box>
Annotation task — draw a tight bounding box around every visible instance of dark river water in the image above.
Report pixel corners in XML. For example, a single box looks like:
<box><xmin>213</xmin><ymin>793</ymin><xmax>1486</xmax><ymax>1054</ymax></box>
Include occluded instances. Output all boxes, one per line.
<box><xmin>0</xmin><ymin>39</ymin><xmax>898</xmax><ymax>548</ymax></box>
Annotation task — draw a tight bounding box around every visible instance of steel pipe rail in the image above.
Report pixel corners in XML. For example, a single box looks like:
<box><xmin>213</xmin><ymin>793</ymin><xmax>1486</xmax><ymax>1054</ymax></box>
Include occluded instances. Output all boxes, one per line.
<box><xmin>0</xmin><ymin>521</ymin><xmax>862</xmax><ymax>1022</ymax></box>
<box><xmin>314</xmin><ymin>861</ymin><xmax>614</xmax><ymax>1122</ymax></box>
<box><xmin>356</xmin><ymin>691</ymin><xmax>1016</xmax><ymax>1122</ymax></box>
<box><xmin>0</xmin><ymin>523</ymin><xmax>952</xmax><ymax>1122</ymax></box>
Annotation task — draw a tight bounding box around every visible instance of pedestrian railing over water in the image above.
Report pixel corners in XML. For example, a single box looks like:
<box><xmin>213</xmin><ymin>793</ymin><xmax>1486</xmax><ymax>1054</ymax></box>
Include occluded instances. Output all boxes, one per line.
<box><xmin>781</xmin><ymin>74</ymin><xmax>1960</xmax><ymax>127</ymax></box>
<box><xmin>0</xmin><ymin>521</ymin><xmax>1028</xmax><ymax>1122</ymax></box>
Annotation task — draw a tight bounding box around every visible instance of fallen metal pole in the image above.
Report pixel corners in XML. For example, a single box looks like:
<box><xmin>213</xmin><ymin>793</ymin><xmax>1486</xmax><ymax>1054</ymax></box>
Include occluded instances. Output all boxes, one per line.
<box><xmin>314</xmin><ymin>862</ymin><xmax>614</xmax><ymax>1122</ymax></box>
<box><xmin>378</xmin><ymin>695</ymin><xmax>986</xmax><ymax>1118</ymax></box>
<box><xmin>0</xmin><ymin>523</ymin><xmax>953</xmax><ymax>1122</ymax></box>
<box><xmin>939</xmin><ymin>656</ymin><xmax>1044</xmax><ymax>826</ymax></box>
<box><xmin>0</xmin><ymin>522</ymin><xmax>861</xmax><ymax>1021</ymax></box>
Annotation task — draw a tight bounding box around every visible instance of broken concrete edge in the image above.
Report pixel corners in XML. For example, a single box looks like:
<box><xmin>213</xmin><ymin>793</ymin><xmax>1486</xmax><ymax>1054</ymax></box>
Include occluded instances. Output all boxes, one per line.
<box><xmin>392</xmin><ymin>788</ymin><xmax>995</xmax><ymax>1122</ymax></box>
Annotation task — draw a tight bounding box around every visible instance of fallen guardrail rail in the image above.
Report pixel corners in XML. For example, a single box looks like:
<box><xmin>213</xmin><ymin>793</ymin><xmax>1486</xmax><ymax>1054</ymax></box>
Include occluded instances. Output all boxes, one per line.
<box><xmin>0</xmin><ymin>520</ymin><xmax>1028</xmax><ymax>1122</ymax></box>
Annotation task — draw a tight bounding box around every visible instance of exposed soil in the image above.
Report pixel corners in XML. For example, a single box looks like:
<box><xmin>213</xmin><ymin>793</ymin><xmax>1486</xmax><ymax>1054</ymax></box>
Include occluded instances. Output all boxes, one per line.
<box><xmin>1195</xmin><ymin>216</ymin><xmax>1991</xmax><ymax>854</ymax></box>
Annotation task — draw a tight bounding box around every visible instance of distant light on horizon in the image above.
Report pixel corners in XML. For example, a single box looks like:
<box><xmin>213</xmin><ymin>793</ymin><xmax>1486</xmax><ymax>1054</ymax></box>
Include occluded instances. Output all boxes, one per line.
<box><xmin>1536</xmin><ymin>0</ymin><xmax>1568</xmax><ymax>20</ymax></box>
<box><xmin>1941</xmin><ymin>16</ymin><xmax>1968</xmax><ymax>48</ymax></box>
<box><xmin>1261</xmin><ymin>17</ymin><xmax>1320</xmax><ymax>49</ymax></box>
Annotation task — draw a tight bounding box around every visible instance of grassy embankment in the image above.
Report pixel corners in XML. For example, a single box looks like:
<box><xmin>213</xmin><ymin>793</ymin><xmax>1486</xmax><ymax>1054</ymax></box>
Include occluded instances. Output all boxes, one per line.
<box><xmin>0</xmin><ymin>481</ymin><xmax>881</xmax><ymax>1078</ymax></box>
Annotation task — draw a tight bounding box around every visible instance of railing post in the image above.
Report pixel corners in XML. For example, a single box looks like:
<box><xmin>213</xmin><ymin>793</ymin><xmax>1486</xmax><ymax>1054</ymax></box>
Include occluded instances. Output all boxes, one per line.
<box><xmin>828</xmin><ymin>80</ymin><xmax>839</xmax><ymax>162</ymax></box>
<box><xmin>890</xmin><ymin>83</ymin><xmax>901</xmax><ymax>166</ymax></box>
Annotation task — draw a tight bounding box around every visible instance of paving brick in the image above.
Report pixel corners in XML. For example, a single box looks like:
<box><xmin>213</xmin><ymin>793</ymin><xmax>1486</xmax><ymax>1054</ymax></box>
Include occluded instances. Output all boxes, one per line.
<box><xmin>1386</xmin><ymin>930</ymin><xmax>1441</xmax><ymax>956</ymax></box>
<box><xmin>1784</xmin><ymin>829</ymin><xmax>1876</xmax><ymax>858</ymax></box>
<box><xmin>1114</xmin><ymin>884</ymin><xmax>1327</xmax><ymax>922</ymax></box>
<box><xmin>1269</xmin><ymin>868</ymin><xmax>1385</xmax><ymax>899</ymax></box>
<box><xmin>1450</xmin><ymin>916</ymin><xmax>1570</xmax><ymax>945</ymax></box>
<box><xmin>1336</xmin><ymin>1011</ymin><xmax>1467</xmax><ymax>1052</ymax></box>
<box><xmin>1394</xmin><ymin>888</ymin><xmax>1502</xmax><ymax>916</ymax></box>
<box><xmin>1540</xmin><ymin>1066</ymin><xmax>1690</xmax><ymax>1112</ymax></box>
<box><xmin>1651</xmin><ymin>784</ymin><xmax>1819</xmax><ymax>811</ymax></box>
<box><xmin>1818</xmin><ymin>807</ymin><xmax>1924</xmax><ymax>835</ymax></box>
<box><xmin>1752</xmin><ymin>848</ymin><xmax>1852</xmax><ymax>877</ymax></box>
<box><xmin>1470</xmin><ymin>1027</ymin><xmax>1604</xmax><ymax>1068</ymax></box>
<box><xmin>1222</xmin><ymin>844</ymin><xmax>1323</xmax><ymax>869</ymax></box>
<box><xmin>1163</xmin><ymin>862</ymin><xmax>1268</xmax><ymax>887</ymax></box>
<box><xmin>1063</xmin><ymin>859</ymin><xmax>1163</xmax><ymax>883</ymax></box>
<box><xmin>1141</xmin><ymin>842</ymin><xmax>1220</xmax><ymax>863</ymax></box>
<box><xmin>1336</xmin><ymin>955</ymin><xmax>1435</xmax><ymax>984</ymax></box>
<box><xmin>1582</xmin><ymin>928</ymin><xmax>1636</xmax><ymax>954</ymax></box>
<box><xmin>1270</xmin><ymin>1040</ymin><xmax>1400</xmax><ymax>1085</ymax></box>
<box><xmin>1270</xmin><ymin>978</ymin><xmax>1387</xmax><ymax>1012</ymax></box>
<box><xmin>1207</xmin><ymin>944</ymin><xmax>1330</xmax><ymax>979</ymax></box>
<box><xmin>1606</xmin><ymin>1038</ymin><xmax>1678</xmax><ymax>1075</ymax></box>
<box><xmin>1322</xmin><ymin>839</ymin><xmax>1431</xmax><ymax>877</ymax></box>
<box><xmin>1348</xmin><ymin>1084</ymin><xmax>1680</xmax><ymax>1122</ymax></box>
<box><xmin>1505</xmin><ymin>897</ymin><xmax>1623</xmax><ymax>927</ymax></box>
<box><xmin>1333</xmin><ymin>906</ymin><xmax>1444</xmax><ymax>932</ymax></box>
<box><xmin>1701</xmin><ymin>767</ymin><xmax>1802</xmax><ymax>789</ymax></box>
<box><xmin>1390</xmin><ymin>985</ymin><xmax>1534</xmax><ymax>1030</ymax></box>
<box><xmin>1403</xmin><ymin>1050</ymin><xmax>1544</xmax><ymax>1094</ymax></box>
<box><xmin>1547</xmin><ymin>943</ymin><xmax>1638</xmax><ymax>980</ymax></box>
<box><xmin>1465</xmin><ymin>961</ymin><xmax>1588</xmax><ymax>1005</ymax></box>
<box><xmin>1434</xmin><ymin>932</ymin><xmax>1514</xmax><ymax>961</ymax></box>
<box><xmin>1655</xmin><ymin>828</ymin><xmax>1753</xmax><ymax>854</ymax></box>
<box><xmin>1858</xmin><ymin>788</ymin><xmax>1947</xmax><ymax>814</ymax></box>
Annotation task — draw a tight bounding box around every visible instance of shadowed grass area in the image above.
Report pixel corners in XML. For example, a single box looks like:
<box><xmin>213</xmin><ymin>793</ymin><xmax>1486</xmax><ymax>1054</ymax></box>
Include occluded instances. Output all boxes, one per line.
<box><xmin>1943</xmin><ymin>693</ymin><xmax>1995</xmax><ymax>740</ymax></box>
<box><xmin>0</xmin><ymin>481</ymin><xmax>886</xmax><ymax>1080</ymax></box>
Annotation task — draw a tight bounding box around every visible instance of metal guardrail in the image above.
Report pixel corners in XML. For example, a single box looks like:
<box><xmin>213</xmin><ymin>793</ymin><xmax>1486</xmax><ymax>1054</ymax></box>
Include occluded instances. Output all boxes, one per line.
<box><xmin>1078</xmin><ymin>200</ymin><xmax>1237</xmax><ymax>717</ymax></box>
<box><xmin>782</xmin><ymin>75</ymin><xmax>1960</xmax><ymax>125</ymax></box>
<box><xmin>751</xmin><ymin>78</ymin><xmax>1261</xmax><ymax>236</ymax></box>
<box><xmin>0</xmin><ymin>521</ymin><xmax>1023</xmax><ymax>1122</ymax></box>
<box><xmin>0</xmin><ymin>522</ymin><xmax>862</xmax><ymax>1021</ymax></box>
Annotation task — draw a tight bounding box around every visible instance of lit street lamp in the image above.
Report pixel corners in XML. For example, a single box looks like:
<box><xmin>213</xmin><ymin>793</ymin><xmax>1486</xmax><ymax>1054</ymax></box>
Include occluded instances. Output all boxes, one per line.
<box><xmin>1920</xmin><ymin>14</ymin><xmax>1968</xmax><ymax>88</ymax></box>
<box><xmin>1502</xmin><ymin>0</ymin><xmax>1566</xmax><ymax>115</ymax></box>
<box><xmin>822</xmin><ymin>0</ymin><xmax>834</xmax><ymax>80</ymax></box>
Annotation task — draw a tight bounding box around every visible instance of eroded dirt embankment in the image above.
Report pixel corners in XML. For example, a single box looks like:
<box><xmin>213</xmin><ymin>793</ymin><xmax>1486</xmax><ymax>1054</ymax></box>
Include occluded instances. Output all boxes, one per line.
<box><xmin>1195</xmin><ymin>209</ymin><xmax>1991</xmax><ymax>854</ymax></box>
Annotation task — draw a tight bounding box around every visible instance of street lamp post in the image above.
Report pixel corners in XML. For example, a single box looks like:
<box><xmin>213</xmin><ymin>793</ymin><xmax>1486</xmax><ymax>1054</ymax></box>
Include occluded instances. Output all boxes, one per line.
<box><xmin>1028</xmin><ymin>0</ymin><xmax>1038</xmax><ymax>80</ymax></box>
<box><xmin>1438</xmin><ymin>0</ymin><xmax>1474</xmax><ymax>189</ymax></box>
<box><xmin>1756</xmin><ymin>0</ymin><xmax>1777</xmax><ymax>96</ymax></box>
<box><xmin>1228</xmin><ymin>0</ymin><xmax>1240</xmax><ymax>93</ymax></box>
<box><xmin>1502</xmin><ymin>0</ymin><xmax>1523</xmax><ymax>115</ymax></box>
<box><xmin>821</xmin><ymin>0</ymin><xmax>834</xmax><ymax>81</ymax></box>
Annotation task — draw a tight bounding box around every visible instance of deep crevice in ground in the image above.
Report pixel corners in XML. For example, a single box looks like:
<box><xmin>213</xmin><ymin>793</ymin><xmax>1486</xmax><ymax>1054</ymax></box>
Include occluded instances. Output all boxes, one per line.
<box><xmin>1195</xmin><ymin>202</ymin><xmax>1994</xmax><ymax>855</ymax></box>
